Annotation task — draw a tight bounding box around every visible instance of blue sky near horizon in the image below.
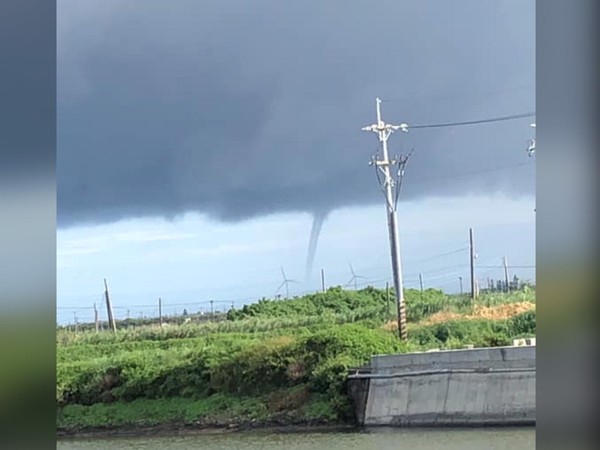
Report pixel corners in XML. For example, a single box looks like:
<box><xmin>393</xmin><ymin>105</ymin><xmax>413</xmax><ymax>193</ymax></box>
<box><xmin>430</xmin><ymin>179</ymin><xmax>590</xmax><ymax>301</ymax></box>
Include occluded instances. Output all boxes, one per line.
<box><xmin>57</xmin><ymin>193</ymin><xmax>535</xmax><ymax>325</ymax></box>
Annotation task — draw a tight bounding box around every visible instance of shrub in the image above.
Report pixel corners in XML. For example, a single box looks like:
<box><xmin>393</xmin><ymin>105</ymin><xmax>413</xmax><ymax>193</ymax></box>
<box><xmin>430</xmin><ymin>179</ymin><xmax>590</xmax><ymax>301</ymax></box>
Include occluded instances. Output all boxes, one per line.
<box><xmin>509</xmin><ymin>310</ymin><xmax>536</xmax><ymax>336</ymax></box>
<box><xmin>404</xmin><ymin>288</ymin><xmax>447</xmax><ymax>322</ymax></box>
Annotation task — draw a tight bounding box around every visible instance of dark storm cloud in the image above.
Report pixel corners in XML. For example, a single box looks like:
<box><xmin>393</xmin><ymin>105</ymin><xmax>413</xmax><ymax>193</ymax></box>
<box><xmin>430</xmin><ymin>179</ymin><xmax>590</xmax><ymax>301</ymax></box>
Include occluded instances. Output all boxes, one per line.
<box><xmin>57</xmin><ymin>0</ymin><xmax>535</xmax><ymax>228</ymax></box>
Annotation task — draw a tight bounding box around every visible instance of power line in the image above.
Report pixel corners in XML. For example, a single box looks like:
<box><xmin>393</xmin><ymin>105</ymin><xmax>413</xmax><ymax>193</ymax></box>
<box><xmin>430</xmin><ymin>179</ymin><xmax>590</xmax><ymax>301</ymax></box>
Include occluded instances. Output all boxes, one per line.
<box><xmin>418</xmin><ymin>269</ymin><xmax>470</xmax><ymax>283</ymax></box>
<box><xmin>57</xmin><ymin>306</ymin><xmax>96</xmax><ymax>310</ymax></box>
<box><xmin>406</xmin><ymin>112</ymin><xmax>536</xmax><ymax>130</ymax></box>
<box><xmin>476</xmin><ymin>265</ymin><xmax>535</xmax><ymax>269</ymax></box>
<box><xmin>55</xmin><ymin>247</ymin><xmax>470</xmax><ymax>313</ymax></box>
<box><xmin>406</xmin><ymin>248</ymin><xmax>469</xmax><ymax>264</ymax></box>
<box><xmin>405</xmin><ymin>263</ymin><xmax>467</xmax><ymax>278</ymax></box>
<box><xmin>409</xmin><ymin>161</ymin><xmax>534</xmax><ymax>187</ymax></box>
<box><xmin>57</xmin><ymin>299</ymin><xmax>238</xmax><ymax>312</ymax></box>
<box><xmin>56</xmin><ymin>261</ymin><xmax>533</xmax><ymax>314</ymax></box>
<box><xmin>354</xmin><ymin>247</ymin><xmax>469</xmax><ymax>276</ymax></box>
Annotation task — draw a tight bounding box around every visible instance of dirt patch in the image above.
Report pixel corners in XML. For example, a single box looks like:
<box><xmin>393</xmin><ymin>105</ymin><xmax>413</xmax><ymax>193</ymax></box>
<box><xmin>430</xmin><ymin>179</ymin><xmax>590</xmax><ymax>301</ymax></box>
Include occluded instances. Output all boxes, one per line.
<box><xmin>268</xmin><ymin>387</ymin><xmax>311</xmax><ymax>413</ymax></box>
<box><xmin>423</xmin><ymin>302</ymin><xmax>536</xmax><ymax>325</ymax></box>
<box><xmin>384</xmin><ymin>302</ymin><xmax>536</xmax><ymax>330</ymax></box>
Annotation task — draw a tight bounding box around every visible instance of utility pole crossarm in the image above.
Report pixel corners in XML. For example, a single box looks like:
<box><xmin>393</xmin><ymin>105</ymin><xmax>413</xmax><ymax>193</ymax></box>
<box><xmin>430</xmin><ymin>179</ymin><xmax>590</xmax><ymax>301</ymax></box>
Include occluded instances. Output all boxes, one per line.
<box><xmin>361</xmin><ymin>123</ymin><xmax>409</xmax><ymax>134</ymax></box>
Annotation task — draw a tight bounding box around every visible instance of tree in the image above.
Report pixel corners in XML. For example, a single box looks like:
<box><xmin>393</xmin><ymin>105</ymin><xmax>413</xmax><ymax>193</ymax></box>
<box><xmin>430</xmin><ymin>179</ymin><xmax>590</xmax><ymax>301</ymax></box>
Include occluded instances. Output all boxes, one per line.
<box><xmin>511</xmin><ymin>275</ymin><xmax>520</xmax><ymax>291</ymax></box>
<box><xmin>496</xmin><ymin>280</ymin><xmax>504</xmax><ymax>292</ymax></box>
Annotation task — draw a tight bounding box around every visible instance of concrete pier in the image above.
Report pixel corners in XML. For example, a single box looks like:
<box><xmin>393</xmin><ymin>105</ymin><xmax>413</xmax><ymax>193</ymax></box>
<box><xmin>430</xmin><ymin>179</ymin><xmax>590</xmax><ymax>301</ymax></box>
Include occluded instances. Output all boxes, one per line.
<box><xmin>348</xmin><ymin>346</ymin><xmax>535</xmax><ymax>427</ymax></box>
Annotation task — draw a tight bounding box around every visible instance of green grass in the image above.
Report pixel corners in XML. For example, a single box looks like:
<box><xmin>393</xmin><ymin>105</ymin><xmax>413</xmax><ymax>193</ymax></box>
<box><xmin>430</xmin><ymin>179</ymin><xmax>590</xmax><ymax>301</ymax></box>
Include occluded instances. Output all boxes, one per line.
<box><xmin>58</xmin><ymin>395</ymin><xmax>267</xmax><ymax>429</ymax></box>
<box><xmin>57</xmin><ymin>287</ymin><xmax>536</xmax><ymax>432</ymax></box>
<box><xmin>57</xmin><ymin>389</ymin><xmax>341</xmax><ymax>431</ymax></box>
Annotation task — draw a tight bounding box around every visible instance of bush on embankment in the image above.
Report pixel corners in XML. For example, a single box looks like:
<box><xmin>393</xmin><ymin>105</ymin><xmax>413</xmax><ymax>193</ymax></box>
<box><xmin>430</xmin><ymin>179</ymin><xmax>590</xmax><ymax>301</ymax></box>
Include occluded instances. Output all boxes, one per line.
<box><xmin>408</xmin><ymin>310</ymin><xmax>536</xmax><ymax>348</ymax></box>
<box><xmin>57</xmin><ymin>323</ymin><xmax>405</xmax><ymax>421</ymax></box>
<box><xmin>223</xmin><ymin>285</ymin><xmax>533</xmax><ymax>327</ymax></box>
<box><xmin>57</xmin><ymin>284</ymin><xmax>536</xmax><ymax>431</ymax></box>
<box><xmin>58</xmin><ymin>309</ymin><xmax>535</xmax><ymax>427</ymax></box>
<box><xmin>226</xmin><ymin>286</ymin><xmax>447</xmax><ymax>322</ymax></box>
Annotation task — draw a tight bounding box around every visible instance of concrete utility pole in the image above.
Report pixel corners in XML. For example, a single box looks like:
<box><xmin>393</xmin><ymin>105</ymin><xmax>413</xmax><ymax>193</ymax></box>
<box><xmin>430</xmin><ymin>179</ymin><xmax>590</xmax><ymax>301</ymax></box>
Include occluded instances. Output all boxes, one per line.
<box><xmin>503</xmin><ymin>256</ymin><xmax>510</xmax><ymax>293</ymax></box>
<box><xmin>469</xmin><ymin>228</ymin><xmax>477</xmax><ymax>300</ymax></box>
<box><xmin>419</xmin><ymin>273</ymin><xmax>424</xmax><ymax>292</ymax></box>
<box><xmin>321</xmin><ymin>268</ymin><xmax>326</xmax><ymax>293</ymax></box>
<box><xmin>158</xmin><ymin>298</ymin><xmax>163</xmax><ymax>327</ymax></box>
<box><xmin>362</xmin><ymin>98</ymin><xmax>409</xmax><ymax>341</ymax></box>
<box><xmin>94</xmin><ymin>302</ymin><xmax>99</xmax><ymax>333</ymax></box>
<box><xmin>104</xmin><ymin>278</ymin><xmax>117</xmax><ymax>332</ymax></box>
<box><xmin>459</xmin><ymin>276</ymin><xmax>464</xmax><ymax>295</ymax></box>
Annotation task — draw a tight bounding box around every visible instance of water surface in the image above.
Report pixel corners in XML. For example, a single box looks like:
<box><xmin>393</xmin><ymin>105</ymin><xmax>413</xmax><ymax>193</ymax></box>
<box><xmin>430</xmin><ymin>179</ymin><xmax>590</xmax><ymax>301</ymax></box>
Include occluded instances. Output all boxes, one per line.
<box><xmin>57</xmin><ymin>427</ymin><xmax>535</xmax><ymax>450</ymax></box>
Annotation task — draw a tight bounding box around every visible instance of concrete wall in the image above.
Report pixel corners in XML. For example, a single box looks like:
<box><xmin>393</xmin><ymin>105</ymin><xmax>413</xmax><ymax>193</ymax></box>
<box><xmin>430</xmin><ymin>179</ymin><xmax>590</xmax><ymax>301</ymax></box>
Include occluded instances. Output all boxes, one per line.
<box><xmin>371</xmin><ymin>346</ymin><xmax>535</xmax><ymax>373</ymax></box>
<box><xmin>353</xmin><ymin>346</ymin><xmax>535</xmax><ymax>427</ymax></box>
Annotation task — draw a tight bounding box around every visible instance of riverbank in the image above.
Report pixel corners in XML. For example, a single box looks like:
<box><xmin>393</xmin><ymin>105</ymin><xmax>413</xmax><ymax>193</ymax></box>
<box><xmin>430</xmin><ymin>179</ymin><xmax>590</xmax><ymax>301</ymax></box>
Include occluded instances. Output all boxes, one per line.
<box><xmin>57</xmin><ymin>391</ymin><xmax>345</xmax><ymax>437</ymax></box>
<box><xmin>57</xmin><ymin>420</ymin><xmax>355</xmax><ymax>440</ymax></box>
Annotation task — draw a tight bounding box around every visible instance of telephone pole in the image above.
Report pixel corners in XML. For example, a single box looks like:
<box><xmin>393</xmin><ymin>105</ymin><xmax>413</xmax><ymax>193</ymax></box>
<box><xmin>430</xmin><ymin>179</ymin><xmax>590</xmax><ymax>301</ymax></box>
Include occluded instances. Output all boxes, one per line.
<box><xmin>419</xmin><ymin>273</ymin><xmax>424</xmax><ymax>292</ymax></box>
<box><xmin>459</xmin><ymin>276</ymin><xmax>463</xmax><ymax>295</ymax></box>
<box><xmin>469</xmin><ymin>228</ymin><xmax>476</xmax><ymax>300</ymax></box>
<box><xmin>104</xmin><ymin>278</ymin><xmax>117</xmax><ymax>332</ymax></box>
<box><xmin>321</xmin><ymin>268</ymin><xmax>326</xmax><ymax>293</ymax></box>
<box><xmin>94</xmin><ymin>302</ymin><xmax>99</xmax><ymax>333</ymax></box>
<box><xmin>158</xmin><ymin>298</ymin><xmax>163</xmax><ymax>327</ymax></box>
<box><xmin>503</xmin><ymin>256</ymin><xmax>510</xmax><ymax>293</ymax></box>
<box><xmin>362</xmin><ymin>98</ymin><xmax>409</xmax><ymax>341</ymax></box>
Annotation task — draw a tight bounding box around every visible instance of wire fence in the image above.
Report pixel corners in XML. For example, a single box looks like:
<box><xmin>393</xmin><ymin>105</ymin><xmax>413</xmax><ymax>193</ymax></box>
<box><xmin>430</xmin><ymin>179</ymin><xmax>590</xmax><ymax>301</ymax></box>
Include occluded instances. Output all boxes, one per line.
<box><xmin>57</xmin><ymin>253</ymin><xmax>535</xmax><ymax>327</ymax></box>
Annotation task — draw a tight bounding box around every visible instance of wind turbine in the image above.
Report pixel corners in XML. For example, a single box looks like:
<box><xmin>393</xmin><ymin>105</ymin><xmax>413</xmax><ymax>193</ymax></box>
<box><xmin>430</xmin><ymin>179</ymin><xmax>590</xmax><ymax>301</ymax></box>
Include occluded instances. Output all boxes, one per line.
<box><xmin>275</xmin><ymin>266</ymin><xmax>297</xmax><ymax>299</ymax></box>
<box><xmin>345</xmin><ymin>263</ymin><xmax>366</xmax><ymax>290</ymax></box>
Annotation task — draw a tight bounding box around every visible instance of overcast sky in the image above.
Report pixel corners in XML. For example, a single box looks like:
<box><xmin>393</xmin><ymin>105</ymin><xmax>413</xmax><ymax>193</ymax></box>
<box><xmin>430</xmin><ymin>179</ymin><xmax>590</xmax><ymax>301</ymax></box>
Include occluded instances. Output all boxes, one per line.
<box><xmin>56</xmin><ymin>0</ymin><xmax>535</xmax><ymax>324</ymax></box>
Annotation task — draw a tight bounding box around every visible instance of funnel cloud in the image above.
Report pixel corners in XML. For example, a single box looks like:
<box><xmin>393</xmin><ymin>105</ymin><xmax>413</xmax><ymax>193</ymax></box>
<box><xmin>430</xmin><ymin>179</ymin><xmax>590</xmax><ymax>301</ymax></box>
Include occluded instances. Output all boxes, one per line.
<box><xmin>305</xmin><ymin>209</ymin><xmax>329</xmax><ymax>283</ymax></box>
<box><xmin>57</xmin><ymin>0</ymin><xmax>535</xmax><ymax>229</ymax></box>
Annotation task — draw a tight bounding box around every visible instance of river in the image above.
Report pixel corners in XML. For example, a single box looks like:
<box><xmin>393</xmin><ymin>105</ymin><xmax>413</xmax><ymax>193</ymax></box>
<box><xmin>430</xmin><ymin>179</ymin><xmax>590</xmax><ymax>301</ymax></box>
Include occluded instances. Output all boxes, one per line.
<box><xmin>57</xmin><ymin>428</ymin><xmax>535</xmax><ymax>449</ymax></box>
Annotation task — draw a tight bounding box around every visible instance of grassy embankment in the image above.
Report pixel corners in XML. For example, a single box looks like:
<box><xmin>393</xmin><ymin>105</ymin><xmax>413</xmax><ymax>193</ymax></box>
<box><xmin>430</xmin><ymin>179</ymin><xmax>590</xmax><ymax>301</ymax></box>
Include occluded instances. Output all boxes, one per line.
<box><xmin>57</xmin><ymin>286</ymin><xmax>536</xmax><ymax>434</ymax></box>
